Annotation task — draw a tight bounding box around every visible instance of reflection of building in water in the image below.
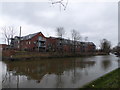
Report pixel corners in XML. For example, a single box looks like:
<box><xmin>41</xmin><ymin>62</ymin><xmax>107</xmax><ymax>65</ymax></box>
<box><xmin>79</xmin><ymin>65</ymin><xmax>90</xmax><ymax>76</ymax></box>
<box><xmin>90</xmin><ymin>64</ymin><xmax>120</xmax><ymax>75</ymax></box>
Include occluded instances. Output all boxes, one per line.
<box><xmin>101</xmin><ymin>60</ymin><xmax>111</xmax><ymax>70</ymax></box>
<box><xmin>5</xmin><ymin>59</ymin><xmax>95</xmax><ymax>83</ymax></box>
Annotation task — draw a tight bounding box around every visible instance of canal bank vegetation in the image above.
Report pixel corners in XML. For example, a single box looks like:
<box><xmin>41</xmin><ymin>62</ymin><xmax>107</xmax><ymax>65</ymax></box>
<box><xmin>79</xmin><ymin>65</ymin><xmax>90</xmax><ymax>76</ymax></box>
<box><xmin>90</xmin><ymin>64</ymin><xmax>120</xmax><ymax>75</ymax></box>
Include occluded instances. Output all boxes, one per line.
<box><xmin>82</xmin><ymin>68</ymin><xmax>120</xmax><ymax>88</ymax></box>
<box><xmin>2</xmin><ymin>50</ymin><xmax>97</xmax><ymax>61</ymax></box>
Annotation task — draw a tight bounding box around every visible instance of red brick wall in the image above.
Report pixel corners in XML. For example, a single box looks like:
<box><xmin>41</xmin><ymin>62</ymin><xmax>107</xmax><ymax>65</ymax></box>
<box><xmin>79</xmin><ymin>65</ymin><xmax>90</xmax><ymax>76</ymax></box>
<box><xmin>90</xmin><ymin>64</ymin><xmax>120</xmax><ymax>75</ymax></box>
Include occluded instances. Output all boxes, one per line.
<box><xmin>46</xmin><ymin>37</ymin><xmax>58</xmax><ymax>52</ymax></box>
<box><xmin>85</xmin><ymin>44</ymin><xmax>95</xmax><ymax>52</ymax></box>
<box><xmin>20</xmin><ymin>32</ymin><xmax>46</xmax><ymax>51</ymax></box>
<box><xmin>0</xmin><ymin>44</ymin><xmax>9</xmax><ymax>50</ymax></box>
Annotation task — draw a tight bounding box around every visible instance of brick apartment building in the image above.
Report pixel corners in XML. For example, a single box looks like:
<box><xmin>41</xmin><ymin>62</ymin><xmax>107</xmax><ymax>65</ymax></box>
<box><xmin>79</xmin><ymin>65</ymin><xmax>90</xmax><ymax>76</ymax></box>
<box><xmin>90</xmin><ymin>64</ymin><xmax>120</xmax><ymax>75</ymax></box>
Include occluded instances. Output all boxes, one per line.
<box><xmin>10</xmin><ymin>32</ymin><xmax>96</xmax><ymax>53</ymax></box>
<box><xmin>11</xmin><ymin>32</ymin><xmax>46</xmax><ymax>52</ymax></box>
<box><xmin>0</xmin><ymin>44</ymin><xmax>9</xmax><ymax>50</ymax></box>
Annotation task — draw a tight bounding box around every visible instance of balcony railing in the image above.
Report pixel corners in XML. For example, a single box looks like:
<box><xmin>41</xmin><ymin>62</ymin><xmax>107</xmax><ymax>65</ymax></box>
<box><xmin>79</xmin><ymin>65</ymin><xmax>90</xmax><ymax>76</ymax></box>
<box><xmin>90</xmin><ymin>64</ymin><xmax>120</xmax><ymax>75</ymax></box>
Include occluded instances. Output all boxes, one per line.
<box><xmin>39</xmin><ymin>46</ymin><xmax>46</xmax><ymax>48</ymax></box>
<box><xmin>38</xmin><ymin>39</ymin><xmax>46</xmax><ymax>42</ymax></box>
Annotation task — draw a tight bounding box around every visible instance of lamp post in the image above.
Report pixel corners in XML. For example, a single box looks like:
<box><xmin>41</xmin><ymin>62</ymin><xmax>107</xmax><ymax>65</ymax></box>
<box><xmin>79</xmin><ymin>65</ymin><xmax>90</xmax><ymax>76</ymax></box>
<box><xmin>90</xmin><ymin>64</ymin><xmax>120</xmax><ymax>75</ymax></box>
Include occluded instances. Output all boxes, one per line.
<box><xmin>19</xmin><ymin>26</ymin><xmax>21</xmax><ymax>51</ymax></box>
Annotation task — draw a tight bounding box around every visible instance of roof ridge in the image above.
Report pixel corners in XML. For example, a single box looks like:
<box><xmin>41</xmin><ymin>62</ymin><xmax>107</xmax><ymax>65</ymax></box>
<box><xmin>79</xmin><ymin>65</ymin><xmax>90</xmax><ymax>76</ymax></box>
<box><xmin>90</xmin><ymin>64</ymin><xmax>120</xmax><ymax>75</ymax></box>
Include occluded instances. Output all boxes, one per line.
<box><xmin>21</xmin><ymin>32</ymin><xmax>41</xmax><ymax>40</ymax></box>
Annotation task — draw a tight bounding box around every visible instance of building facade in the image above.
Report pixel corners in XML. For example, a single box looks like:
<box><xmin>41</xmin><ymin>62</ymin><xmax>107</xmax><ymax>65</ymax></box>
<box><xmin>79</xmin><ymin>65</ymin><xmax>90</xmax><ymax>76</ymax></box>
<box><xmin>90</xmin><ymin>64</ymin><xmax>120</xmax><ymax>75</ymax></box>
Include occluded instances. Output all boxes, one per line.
<box><xmin>11</xmin><ymin>32</ymin><xmax>96</xmax><ymax>53</ymax></box>
<box><xmin>11</xmin><ymin>32</ymin><xmax>46</xmax><ymax>52</ymax></box>
<box><xmin>0</xmin><ymin>44</ymin><xmax>9</xmax><ymax>51</ymax></box>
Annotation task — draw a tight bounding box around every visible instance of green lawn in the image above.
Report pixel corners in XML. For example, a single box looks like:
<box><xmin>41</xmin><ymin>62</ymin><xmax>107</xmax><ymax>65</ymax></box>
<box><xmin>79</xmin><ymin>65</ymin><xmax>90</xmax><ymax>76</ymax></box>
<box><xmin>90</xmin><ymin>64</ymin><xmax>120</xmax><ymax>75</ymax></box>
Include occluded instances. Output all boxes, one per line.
<box><xmin>82</xmin><ymin>68</ymin><xmax>120</xmax><ymax>88</ymax></box>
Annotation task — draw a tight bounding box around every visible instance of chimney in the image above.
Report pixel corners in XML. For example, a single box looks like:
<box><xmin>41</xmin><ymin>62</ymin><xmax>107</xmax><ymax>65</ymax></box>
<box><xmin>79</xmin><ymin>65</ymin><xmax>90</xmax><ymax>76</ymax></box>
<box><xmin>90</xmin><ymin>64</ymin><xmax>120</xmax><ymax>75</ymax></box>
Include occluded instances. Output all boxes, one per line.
<box><xmin>19</xmin><ymin>26</ymin><xmax>21</xmax><ymax>37</ymax></box>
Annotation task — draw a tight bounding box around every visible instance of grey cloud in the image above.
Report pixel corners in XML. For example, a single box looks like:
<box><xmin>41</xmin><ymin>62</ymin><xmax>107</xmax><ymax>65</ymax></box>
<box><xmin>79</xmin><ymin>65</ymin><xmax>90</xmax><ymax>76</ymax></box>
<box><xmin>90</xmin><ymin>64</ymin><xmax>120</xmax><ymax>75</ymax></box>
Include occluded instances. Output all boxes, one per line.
<box><xmin>0</xmin><ymin>2</ymin><xmax>118</xmax><ymax>47</ymax></box>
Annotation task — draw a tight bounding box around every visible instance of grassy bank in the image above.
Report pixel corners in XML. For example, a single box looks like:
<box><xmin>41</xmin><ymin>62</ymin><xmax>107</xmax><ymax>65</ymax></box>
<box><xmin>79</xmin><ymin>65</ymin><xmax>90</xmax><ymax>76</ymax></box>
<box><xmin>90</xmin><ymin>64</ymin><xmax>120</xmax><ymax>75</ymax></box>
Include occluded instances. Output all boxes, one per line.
<box><xmin>2</xmin><ymin>50</ymin><xmax>97</xmax><ymax>60</ymax></box>
<box><xmin>2</xmin><ymin>50</ymin><xmax>110</xmax><ymax>61</ymax></box>
<box><xmin>82</xmin><ymin>68</ymin><xmax>120</xmax><ymax>88</ymax></box>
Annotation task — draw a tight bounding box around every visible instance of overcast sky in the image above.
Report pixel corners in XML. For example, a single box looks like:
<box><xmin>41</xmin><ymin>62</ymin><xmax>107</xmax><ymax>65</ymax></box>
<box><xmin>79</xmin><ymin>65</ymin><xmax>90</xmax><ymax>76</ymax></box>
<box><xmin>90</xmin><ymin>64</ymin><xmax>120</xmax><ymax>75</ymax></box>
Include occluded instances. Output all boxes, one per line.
<box><xmin>0</xmin><ymin>1</ymin><xmax>118</xmax><ymax>48</ymax></box>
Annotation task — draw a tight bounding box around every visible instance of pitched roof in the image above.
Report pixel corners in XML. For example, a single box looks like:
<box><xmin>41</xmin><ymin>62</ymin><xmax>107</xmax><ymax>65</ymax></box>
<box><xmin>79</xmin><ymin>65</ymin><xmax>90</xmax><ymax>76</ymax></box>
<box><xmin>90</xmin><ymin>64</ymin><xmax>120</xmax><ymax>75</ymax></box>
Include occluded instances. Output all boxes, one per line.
<box><xmin>21</xmin><ymin>32</ymin><xmax>40</xmax><ymax>40</ymax></box>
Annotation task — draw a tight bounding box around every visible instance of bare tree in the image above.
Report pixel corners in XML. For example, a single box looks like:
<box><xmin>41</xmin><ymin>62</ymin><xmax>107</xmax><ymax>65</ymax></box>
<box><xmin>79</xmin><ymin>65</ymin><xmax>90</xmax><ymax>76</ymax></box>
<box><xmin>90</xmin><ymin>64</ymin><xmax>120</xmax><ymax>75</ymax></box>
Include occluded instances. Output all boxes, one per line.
<box><xmin>56</xmin><ymin>27</ymin><xmax>65</xmax><ymax>38</ymax></box>
<box><xmin>51</xmin><ymin>0</ymin><xmax>68</xmax><ymax>10</ymax></box>
<box><xmin>1</xmin><ymin>26</ymin><xmax>16</xmax><ymax>45</ymax></box>
<box><xmin>71</xmin><ymin>29</ymin><xmax>81</xmax><ymax>41</ymax></box>
<box><xmin>71</xmin><ymin>29</ymin><xmax>81</xmax><ymax>53</ymax></box>
<box><xmin>56</xmin><ymin>27</ymin><xmax>65</xmax><ymax>53</ymax></box>
<box><xmin>100</xmin><ymin>39</ymin><xmax>111</xmax><ymax>54</ymax></box>
<box><xmin>84</xmin><ymin>36</ymin><xmax>88</xmax><ymax>42</ymax></box>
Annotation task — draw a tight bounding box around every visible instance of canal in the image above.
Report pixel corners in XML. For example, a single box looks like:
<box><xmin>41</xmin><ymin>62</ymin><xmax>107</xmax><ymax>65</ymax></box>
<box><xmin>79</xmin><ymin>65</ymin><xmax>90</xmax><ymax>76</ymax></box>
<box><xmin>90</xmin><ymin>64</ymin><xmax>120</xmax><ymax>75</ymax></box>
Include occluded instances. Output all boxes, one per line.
<box><xmin>1</xmin><ymin>54</ymin><xmax>119</xmax><ymax>88</ymax></box>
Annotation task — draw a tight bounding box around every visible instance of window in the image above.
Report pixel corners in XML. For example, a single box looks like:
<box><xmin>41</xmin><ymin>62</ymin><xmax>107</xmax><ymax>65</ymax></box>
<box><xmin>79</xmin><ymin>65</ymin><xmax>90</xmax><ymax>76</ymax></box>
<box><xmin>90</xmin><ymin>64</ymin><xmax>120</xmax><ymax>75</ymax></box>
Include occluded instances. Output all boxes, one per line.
<box><xmin>18</xmin><ymin>41</ymin><xmax>20</xmax><ymax>43</ymax></box>
<box><xmin>0</xmin><ymin>48</ymin><xmax>2</xmax><ymax>50</ymax></box>
<box><xmin>34</xmin><ymin>41</ymin><xmax>36</xmax><ymax>44</ymax></box>
<box><xmin>29</xmin><ymin>36</ymin><xmax>31</xmax><ymax>38</ymax></box>
<box><xmin>29</xmin><ymin>41</ymin><xmax>31</xmax><ymax>44</ymax></box>
<box><xmin>18</xmin><ymin>45</ymin><xmax>19</xmax><ymax>48</ymax></box>
<box><xmin>38</xmin><ymin>36</ymin><xmax>42</xmax><ymax>40</ymax></box>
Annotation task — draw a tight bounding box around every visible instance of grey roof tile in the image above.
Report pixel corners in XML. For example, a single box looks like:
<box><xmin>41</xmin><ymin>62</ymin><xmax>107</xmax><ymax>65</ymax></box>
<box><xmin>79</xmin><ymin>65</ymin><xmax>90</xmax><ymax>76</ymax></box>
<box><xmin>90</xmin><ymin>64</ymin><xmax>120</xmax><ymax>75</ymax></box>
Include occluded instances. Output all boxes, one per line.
<box><xmin>21</xmin><ymin>32</ymin><xmax>40</xmax><ymax>40</ymax></box>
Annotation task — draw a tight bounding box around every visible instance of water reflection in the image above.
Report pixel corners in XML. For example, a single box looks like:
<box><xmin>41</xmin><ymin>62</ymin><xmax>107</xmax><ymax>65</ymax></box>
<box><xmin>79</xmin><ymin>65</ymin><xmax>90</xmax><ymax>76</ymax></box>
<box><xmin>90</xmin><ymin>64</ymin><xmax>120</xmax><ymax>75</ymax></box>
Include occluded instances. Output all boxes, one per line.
<box><xmin>101</xmin><ymin>60</ymin><xmax>111</xmax><ymax>70</ymax></box>
<box><xmin>2</xmin><ymin>55</ymin><xmax>118</xmax><ymax>88</ymax></box>
<box><xmin>4</xmin><ymin>58</ymin><xmax>95</xmax><ymax>83</ymax></box>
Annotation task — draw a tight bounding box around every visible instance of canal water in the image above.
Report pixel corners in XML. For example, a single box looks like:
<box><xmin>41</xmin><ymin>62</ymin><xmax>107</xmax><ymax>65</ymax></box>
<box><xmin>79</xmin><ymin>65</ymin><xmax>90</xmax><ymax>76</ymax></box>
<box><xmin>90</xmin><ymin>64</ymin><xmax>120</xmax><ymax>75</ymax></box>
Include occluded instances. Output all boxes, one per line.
<box><xmin>1</xmin><ymin>54</ymin><xmax>119</xmax><ymax>88</ymax></box>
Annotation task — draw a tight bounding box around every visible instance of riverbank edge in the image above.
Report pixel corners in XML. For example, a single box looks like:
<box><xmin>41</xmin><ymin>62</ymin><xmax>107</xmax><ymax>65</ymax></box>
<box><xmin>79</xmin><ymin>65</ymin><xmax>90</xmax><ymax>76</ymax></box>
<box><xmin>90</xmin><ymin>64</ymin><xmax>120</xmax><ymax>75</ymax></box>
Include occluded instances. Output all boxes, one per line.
<box><xmin>2</xmin><ymin>50</ymin><xmax>109</xmax><ymax>61</ymax></box>
<box><xmin>2</xmin><ymin>53</ymin><xmax>96</xmax><ymax>61</ymax></box>
<box><xmin>2</xmin><ymin>53</ymin><xmax>109</xmax><ymax>61</ymax></box>
<box><xmin>81</xmin><ymin>68</ymin><xmax>120</xmax><ymax>88</ymax></box>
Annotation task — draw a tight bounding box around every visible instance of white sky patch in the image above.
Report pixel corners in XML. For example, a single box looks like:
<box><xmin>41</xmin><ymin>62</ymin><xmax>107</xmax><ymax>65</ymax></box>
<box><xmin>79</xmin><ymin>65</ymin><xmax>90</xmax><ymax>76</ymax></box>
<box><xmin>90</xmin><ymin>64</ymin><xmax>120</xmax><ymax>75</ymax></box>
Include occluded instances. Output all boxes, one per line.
<box><xmin>0</xmin><ymin>0</ymin><xmax>119</xmax><ymax>2</ymax></box>
<box><xmin>0</xmin><ymin>2</ymin><xmax>118</xmax><ymax>48</ymax></box>
<box><xmin>35</xmin><ymin>11</ymin><xmax>57</xmax><ymax>19</ymax></box>
<box><xmin>0</xmin><ymin>14</ymin><xmax>57</xmax><ymax>39</ymax></box>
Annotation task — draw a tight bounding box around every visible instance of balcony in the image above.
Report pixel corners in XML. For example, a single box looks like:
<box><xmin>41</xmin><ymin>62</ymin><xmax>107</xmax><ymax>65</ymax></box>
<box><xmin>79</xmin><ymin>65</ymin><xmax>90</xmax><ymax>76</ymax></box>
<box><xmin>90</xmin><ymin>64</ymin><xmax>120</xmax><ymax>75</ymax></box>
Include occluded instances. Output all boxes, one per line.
<box><xmin>38</xmin><ymin>42</ymin><xmax>46</xmax><ymax>48</ymax></box>
<box><xmin>38</xmin><ymin>36</ymin><xmax>46</xmax><ymax>41</ymax></box>
<box><xmin>39</xmin><ymin>45</ymin><xmax>46</xmax><ymax>48</ymax></box>
<box><xmin>38</xmin><ymin>39</ymin><xmax>46</xmax><ymax>42</ymax></box>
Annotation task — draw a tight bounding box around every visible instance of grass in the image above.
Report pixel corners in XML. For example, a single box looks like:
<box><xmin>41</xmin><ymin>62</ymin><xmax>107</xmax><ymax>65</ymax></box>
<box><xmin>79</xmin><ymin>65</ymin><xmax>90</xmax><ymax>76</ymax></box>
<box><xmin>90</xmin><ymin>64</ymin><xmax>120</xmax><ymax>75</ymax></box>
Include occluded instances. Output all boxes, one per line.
<box><xmin>3</xmin><ymin>50</ymin><xmax>95</xmax><ymax>60</ymax></box>
<box><xmin>82</xmin><ymin>68</ymin><xmax>120</xmax><ymax>88</ymax></box>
